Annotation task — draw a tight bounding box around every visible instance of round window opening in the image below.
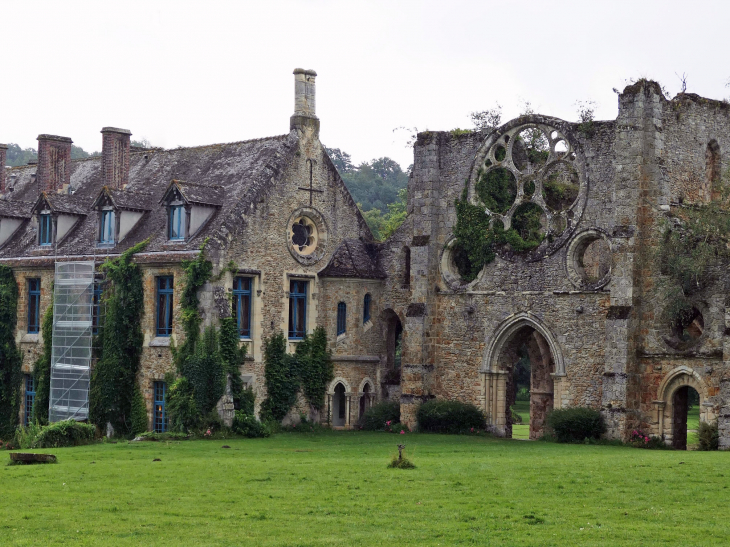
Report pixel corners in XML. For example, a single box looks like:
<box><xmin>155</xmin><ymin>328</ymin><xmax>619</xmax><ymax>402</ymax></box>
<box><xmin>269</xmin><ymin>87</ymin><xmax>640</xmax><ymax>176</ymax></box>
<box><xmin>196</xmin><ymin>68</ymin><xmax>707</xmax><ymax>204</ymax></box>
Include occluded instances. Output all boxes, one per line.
<box><xmin>291</xmin><ymin>217</ymin><xmax>318</xmax><ymax>255</ymax></box>
<box><xmin>664</xmin><ymin>306</ymin><xmax>704</xmax><ymax>351</ymax></box>
<box><xmin>566</xmin><ymin>230</ymin><xmax>611</xmax><ymax>290</ymax></box>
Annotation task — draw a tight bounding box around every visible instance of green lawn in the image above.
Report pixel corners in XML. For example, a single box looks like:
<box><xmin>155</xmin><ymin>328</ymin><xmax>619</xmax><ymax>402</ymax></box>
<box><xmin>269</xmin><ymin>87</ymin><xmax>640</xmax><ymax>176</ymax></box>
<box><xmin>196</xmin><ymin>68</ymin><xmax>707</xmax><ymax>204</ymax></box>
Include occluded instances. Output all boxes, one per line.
<box><xmin>511</xmin><ymin>400</ymin><xmax>530</xmax><ymax>440</ymax></box>
<box><xmin>3</xmin><ymin>432</ymin><xmax>729</xmax><ymax>546</ymax></box>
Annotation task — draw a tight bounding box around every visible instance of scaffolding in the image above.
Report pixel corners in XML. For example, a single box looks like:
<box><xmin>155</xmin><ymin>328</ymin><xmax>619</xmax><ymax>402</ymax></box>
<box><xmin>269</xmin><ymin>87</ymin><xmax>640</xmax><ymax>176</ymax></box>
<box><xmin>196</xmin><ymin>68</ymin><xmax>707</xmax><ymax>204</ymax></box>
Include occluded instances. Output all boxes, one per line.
<box><xmin>49</xmin><ymin>261</ymin><xmax>95</xmax><ymax>422</ymax></box>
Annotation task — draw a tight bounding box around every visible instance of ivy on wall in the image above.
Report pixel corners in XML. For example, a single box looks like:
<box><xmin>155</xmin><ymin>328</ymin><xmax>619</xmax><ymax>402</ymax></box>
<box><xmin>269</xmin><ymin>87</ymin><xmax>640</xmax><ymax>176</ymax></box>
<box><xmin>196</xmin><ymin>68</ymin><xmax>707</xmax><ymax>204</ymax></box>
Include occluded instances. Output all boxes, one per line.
<box><xmin>261</xmin><ymin>327</ymin><xmax>332</xmax><ymax>422</ymax></box>
<box><xmin>0</xmin><ymin>266</ymin><xmax>22</xmax><ymax>440</ymax></box>
<box><xmin>31</xmin><ymin>298</ymin><xmax>53</xmax><ymax>425</ymax></box>
<box><xmin>219</xmin><ymin>315</ymin><xmax>247</xmax><ymax>409</ymax></box>
<box><xmin>89</xmin><ymin>240</ymin><xmax>148</xmax><ymax>435</ymax></box>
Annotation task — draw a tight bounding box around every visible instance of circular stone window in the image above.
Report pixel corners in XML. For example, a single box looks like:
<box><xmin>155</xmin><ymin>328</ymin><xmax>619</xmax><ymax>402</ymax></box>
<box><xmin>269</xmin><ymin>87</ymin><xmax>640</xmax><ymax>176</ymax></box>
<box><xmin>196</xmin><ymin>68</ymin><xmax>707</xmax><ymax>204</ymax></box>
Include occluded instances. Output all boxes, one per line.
<box><xmin>467</xmin><ymin>118</ymin><xmax>588</xmax><ymax>261</ymax></box>
<box><xmin>286</xmin><ymin>207</ymin><xmax>328</xmax><ymax>265</ymax></box>
<box><xmin>664</xmin><ymin>306</ymin><xmax>704</xmax><ymax>351</ymax></box>
<box><xmin>440</xmin><ymin>236</ymin><xmax>483</xmax><ymax>289</ymax></box>
<box><xmin>566</xmin><ymin>229</ymin><xmax>612</xmax><ymax>290</ymax></box>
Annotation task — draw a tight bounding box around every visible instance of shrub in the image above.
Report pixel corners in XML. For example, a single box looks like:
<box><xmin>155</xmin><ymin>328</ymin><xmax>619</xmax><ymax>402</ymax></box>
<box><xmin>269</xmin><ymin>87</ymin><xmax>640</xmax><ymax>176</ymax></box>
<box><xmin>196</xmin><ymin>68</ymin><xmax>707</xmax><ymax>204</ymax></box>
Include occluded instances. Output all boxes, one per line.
<box><xmin>416</xmin><ymin>399</ymin><xmax>485</xmax><ymax>434</ymax></box>
<box><xmin>546</xmin><ymin>407</ymin><xmax>605</xmax><ymax>443</ymax></box>
<box><xmin>627</xmin><ymin>429</ymin><xmax>668</xmax><ymax>449</ymax></box>
<box><xmin>0</xmin><ymin>265</ymin><xmax>23</xmax><ymax>440</ymax></box>
<box><xmin>261</xmin><ymin>332</ymin><xmax>299</xmax><ymax>421</ymax></box>
<box><xmin>130</xmin><ymin>386</ymin><xmax>148</xmax><ymax>436</ymax></box>
<box><xmin>239</xmin><ymin>386</ymin><xmax>255</xmax><ymax>415</ymax></box>
<box><xmin>385</xmin><ymin>421</ymin><xmax>409</xmax><ymax>434</ymax></box>
<box><xmin>14</xmin><ymin>421</ymin><xmax>43</xmax><ymax>449</ymax></box>
<box><xmin>361</xmin><ymin>401</ymin><xmax>400</xmax><ymax>431</ymax></box>
<box><xmin>232</xmin><ymin>411</ymin><xmax>270</xmax><ymax>438</ymax></box>
<box><xmin>32</xmin><ymin>420</ymin><xmax>96</xmax><ymax>448</ymax></box>
<box><xmin>166</xmin><ymin>376</ymin><xmax>200</xmax><ymax>433</ymax></box>
<box><xmin>698</xmin><ymin>420</ymin><xmax>719</xmax><ymax>451</ymax></box>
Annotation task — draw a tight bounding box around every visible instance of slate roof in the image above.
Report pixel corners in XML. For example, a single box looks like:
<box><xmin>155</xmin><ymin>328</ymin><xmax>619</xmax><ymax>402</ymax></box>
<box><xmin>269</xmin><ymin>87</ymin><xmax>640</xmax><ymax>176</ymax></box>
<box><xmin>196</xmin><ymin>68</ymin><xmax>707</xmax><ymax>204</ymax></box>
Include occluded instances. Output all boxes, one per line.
<box><xmin>34</xmin><ymin>193</ymin><xmax>91</xmax><ymax>215</ymax></box>
<box><xmin>92</xmin><ymin>187</ymin><xmax>154</xmax><ymax>211</ymax></box>
<box><xmin>163</xmin><ymin>180</ymin><xmax>225</xmax><ymax>207</ymax></box>
<box><xmin>0</xmin><ymin>132</ymin><xmax>300</xmax><ymax>261</ymax></box>
<box><xmin>318</xmin><ymin>238</ymin><xmax>386</xmax><ymax>279</ymax></box>
<box><xmin>0</xmin><ymin>198</ymin><xmax>34</xmax><ymax>219</ymax></box>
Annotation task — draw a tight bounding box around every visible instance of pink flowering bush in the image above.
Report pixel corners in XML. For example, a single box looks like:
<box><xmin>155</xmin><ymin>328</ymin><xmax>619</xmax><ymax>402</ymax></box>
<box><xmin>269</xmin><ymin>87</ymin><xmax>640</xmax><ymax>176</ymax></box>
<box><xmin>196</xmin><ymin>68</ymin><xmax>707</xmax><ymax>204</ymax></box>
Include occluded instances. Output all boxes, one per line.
<box><xmin>628</xmin><ymin>429</ymin><xmax>667</xmax><ymax>449</ymax></box>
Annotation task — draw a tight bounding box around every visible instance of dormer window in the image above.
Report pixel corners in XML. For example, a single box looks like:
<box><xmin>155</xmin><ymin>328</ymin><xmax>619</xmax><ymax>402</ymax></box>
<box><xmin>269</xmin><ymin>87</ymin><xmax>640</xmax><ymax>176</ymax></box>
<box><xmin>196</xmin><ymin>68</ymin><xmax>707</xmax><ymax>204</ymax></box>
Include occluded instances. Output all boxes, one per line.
<box><xmin>39</xmin><ymin>213</ymin><xmax>53</xmax><ymax>246</ymax></box>
<box><xmin>99</xmin><ymin>209</ymin><xmax>115</xmax><ymax>244</ymax></box>
<box><xmin>168</xmin><ymin>204</ymin><xmax>185</xmax><ymax>241</ymax></box>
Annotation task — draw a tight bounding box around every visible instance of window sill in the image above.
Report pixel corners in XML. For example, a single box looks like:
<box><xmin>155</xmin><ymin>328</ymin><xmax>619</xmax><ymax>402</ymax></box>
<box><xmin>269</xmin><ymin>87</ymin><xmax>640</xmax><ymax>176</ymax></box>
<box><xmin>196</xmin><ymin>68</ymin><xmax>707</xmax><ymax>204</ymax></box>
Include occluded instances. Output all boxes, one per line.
<box><xmin>149</xmin><ymin>337</ymin><xmax>171</xmax><ymax>347</ymax></box>
<box><xmin>21</xmin><ymin>333</ymin><xmax>39</xmax><ymax>344</ymax></box>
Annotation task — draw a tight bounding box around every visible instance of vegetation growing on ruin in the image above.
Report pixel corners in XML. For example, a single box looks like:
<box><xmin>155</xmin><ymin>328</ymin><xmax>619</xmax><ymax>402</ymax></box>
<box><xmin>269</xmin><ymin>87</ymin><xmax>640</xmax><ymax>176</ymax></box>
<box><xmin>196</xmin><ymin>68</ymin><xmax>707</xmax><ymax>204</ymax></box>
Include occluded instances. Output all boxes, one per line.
<box><xmin>89</xmin><ymin>240</ymin><xmax>148</xmax><ymax>435</ymax></box>
<box><xmin>657</xmin><ymin>171</ymin><xmax>730</xmax><ymax>335</ymax></box>
<box><xmin>31</xmin><ymin>300</ymin><xmax>54</xmax><ymax>425</ymax></box>
<box><xmin>0</xmin><ymin>266</ymin><xmax>22</xmax><ymax>440</ymax></box>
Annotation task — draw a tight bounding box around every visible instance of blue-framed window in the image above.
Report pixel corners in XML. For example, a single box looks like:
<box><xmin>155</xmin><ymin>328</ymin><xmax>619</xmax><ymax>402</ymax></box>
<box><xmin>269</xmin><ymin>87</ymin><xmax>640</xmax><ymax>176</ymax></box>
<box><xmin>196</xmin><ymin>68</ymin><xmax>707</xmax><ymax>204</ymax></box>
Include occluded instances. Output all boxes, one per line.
<box><xmin>24</xmin><ymin>375</ymin><xmax>35</xmax><ymax>426</ymax></box>
<box><xmin>168</xmin><ymin>205</ymin><xmax>185</xmax><ymax>241</ymax></box>
<box><xmin>92</xmin><ymin>282</ymin><xmax>103</xmax><ymax>335</ymax></box>
<box><xmin>39</xmin><ymin>213</ymin><xmax>52</xmax><ymax>246</ymax></box>
<box><xmin>288</xmin><ymin>280</ymin><xmax>308</xmax><ymax>339</ymax></box>
<box><xmin>232</xmin><ymin>277</ymin><xmax>252</xmax><ymax>339</ymax></box>
<box><xmin>156</xmin><ymin>276</ymin><xmax>174</xmax><ymax>336</ymax></box>
<box><xmin>363</xmin><ymin>293</ymin><xmax>371</xmax><ymax>323</ymax></box>
<box><xmin>154</xmin><ymin>381</ymin><xmax>167</xmax><ymax>433</ymax></box>
<box><xmin>27</xmin><ymin>278</ymin><xmax>40</xmax><ymax>334</ymax></box>
<box><xmin>337</xmin><ymin>302</ymin><xmax>347</xmax><ymax>336</ymax></box>
<box><xmin>99</xmin><ymin>209</ymin><xmax>115</xmax><ymax>244</ymax></box>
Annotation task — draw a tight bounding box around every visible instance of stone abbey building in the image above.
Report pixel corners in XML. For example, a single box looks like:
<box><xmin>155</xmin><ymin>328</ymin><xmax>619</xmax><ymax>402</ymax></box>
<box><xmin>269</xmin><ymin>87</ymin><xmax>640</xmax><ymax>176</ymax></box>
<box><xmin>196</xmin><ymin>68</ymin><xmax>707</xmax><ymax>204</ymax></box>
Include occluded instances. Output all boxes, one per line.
<box><xmin>2</xmin><ymin>72</ymin><xmax>730</xmax><ymax>449</ymax></box>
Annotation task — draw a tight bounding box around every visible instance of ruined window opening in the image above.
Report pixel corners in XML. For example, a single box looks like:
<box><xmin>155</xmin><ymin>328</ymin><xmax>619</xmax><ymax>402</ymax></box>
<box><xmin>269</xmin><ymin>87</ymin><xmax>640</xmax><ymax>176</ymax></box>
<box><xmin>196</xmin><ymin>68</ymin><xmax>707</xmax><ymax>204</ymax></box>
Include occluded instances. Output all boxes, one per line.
<box><xmin>706</xmin><ymin>140</ymin><xmax>721</xmax><ymax>199</ymax></box>
<box><xmin>27</xmin><ymin>278</ymin><xmax>40</xmax><ymax>334</ymax></box>
<box><xmin>664</xmin><ymin>306</ymin><xmax>704</xmax><ymax>351</ymax></box>
<box><xmin>232</xmin><ymin>276</ymin><xmax>252</xmax><ymax>339</ymax></box>
<box><xmin>672</xmin><ymin>385</ymin><xmax>699</xmax><ymax>450</ymax></box>
<box><xmin>336</xmin><ymin>302</ymin><xmax>346</xmax><ymax>336</ymax></box>
<box><xmin>403</xmin><ymin>247</ymin><xmax>411</xmax><ymax>288</ymax></box>
<box><xmin>383</xmin><ymin>309</ymin><xmax>403</xmax><ymax>386</ymax></box>
<box><xmin>359</xmin><ymin>382</ymin><xmax>372</xmax><ymax>420</ymax></box>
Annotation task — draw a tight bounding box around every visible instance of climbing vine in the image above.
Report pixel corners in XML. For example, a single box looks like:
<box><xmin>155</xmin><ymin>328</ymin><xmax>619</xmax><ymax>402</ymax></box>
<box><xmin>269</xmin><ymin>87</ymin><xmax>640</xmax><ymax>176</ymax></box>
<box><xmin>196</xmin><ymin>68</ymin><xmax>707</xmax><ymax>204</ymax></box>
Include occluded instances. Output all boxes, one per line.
<box><xmin>31</xmin><ymin>297</ymin><xmax>53</xmax><ymax>425</ymax></box>
<box><xmin>89</xmin><ymin>239</ymin><xmax>148</xmax><ymax>435</ymax></box>
<box><xmin>296</xmin><ymin>327</ymin><xmax>333</xmax><ymax>411</ymax></box>
<box><xmin>219</xmin><ymin>315</ymin><xmax>247</xmax><ymax>409</ymax></box>
<box><xmin>0</xmin><ymin>266</ymin><xmax>22</xmax><ymax>440</ymax></box>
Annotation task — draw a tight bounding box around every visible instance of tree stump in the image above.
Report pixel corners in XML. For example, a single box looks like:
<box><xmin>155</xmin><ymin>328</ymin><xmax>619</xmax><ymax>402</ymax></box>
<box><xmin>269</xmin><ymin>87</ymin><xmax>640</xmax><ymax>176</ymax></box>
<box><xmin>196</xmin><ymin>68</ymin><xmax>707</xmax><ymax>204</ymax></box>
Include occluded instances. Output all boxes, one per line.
<box><xmin>10</xmin><ymin>453</ymin><xmax>57</xmax><ymax>464</ymax></box>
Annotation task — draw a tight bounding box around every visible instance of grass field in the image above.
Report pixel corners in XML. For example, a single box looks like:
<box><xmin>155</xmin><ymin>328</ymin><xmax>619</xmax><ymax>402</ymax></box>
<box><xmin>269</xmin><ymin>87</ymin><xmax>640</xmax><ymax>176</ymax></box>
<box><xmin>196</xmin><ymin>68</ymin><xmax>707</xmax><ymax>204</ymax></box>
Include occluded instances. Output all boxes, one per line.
<box><xmin>511</xmin><ymin>400</ymin><xmax>530</xmax><ymax>440</ymax></box>
<box><xmin>3</xmin><ymin>432</ymin><xmax>729</xmax><ymax>546</ymax></box>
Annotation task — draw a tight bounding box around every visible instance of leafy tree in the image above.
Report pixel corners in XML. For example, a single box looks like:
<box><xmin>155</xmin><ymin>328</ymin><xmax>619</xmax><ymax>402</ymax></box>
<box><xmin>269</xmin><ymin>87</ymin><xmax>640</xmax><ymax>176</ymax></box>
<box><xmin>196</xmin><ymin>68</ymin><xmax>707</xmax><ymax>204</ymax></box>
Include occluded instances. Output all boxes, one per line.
<box><xmin>261</xmin><ymin>332</ymin><xmax>299</xmax><ymax>421</ymax></box>
<box><xmin>470</xmin><ymin>103</ymin><xmax>502</xmax><ymax>131</ymax></box>
<box><xmin>295</xmin><ymin>327</ymin><xmax>333</xmax><ymax>411</ymax></box>
<box><xmin>32</xmin><ymin>297</ymin><xmax>54</xmax><ymax>425</ymax></box>
<box><xmin>5</xmin><ymin>144</ymin><xmax>37</xmax><ymax>167</ymax></box>
<box><xmin>0</xmin><ymin>266</ymin><xmax>22</xmax><ymax>440</ymax></box>
<box><xmin>325</xmin><ymin>147</ymin><xmax>354</xmax><ymax>173</ymax></box>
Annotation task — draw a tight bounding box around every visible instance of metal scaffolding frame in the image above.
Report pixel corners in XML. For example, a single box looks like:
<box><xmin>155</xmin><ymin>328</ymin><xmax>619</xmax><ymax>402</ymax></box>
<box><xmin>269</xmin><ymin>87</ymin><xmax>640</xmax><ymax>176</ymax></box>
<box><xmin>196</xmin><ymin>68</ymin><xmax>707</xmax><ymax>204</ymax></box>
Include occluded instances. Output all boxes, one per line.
<box><xmin>49</xmin><ymin>261</ymin><xmax>95</xmax><ymax>422</ymax></box>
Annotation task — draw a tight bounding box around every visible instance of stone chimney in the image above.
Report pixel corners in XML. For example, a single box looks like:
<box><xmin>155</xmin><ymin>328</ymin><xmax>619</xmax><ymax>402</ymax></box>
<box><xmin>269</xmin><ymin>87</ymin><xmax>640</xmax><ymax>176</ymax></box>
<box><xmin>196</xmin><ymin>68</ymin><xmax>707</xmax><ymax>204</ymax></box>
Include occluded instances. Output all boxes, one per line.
<box><xmin>0</xmin><ymin>144</ymin><xmax>7</xmax><ymax>193</ymax></box>
<box><xmin>37</xmin><ymin>134</ymin><xmax>73</xmax><ymax>193</ymax></box>
<box><xmin>101</xmin><ymin>127</ymin><xmax>132</xmax><ymax>189</ymax></box>
<box><xmin>290</xmin><ymin>68</ymin><xmax>319</xmax><ymax>135</ymax></box>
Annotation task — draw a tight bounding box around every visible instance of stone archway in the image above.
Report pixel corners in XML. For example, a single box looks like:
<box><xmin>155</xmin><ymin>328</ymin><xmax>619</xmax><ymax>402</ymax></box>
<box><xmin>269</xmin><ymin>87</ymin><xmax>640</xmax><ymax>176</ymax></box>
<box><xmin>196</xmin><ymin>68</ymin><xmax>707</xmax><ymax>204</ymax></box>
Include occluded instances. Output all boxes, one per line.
<box><xmin>481</xmin><ymin>313</ymin><xmax>565</xmax><ymax>439</ymax></box>
<box><xmin>654</xmin><ymin>366</ymin><xmax>710</xmax><ymax>449</ymax></box>
<box><xmin>327</xmin><ymin>377</ymin><xmax>352</xmax><ymax>428</ymax></box>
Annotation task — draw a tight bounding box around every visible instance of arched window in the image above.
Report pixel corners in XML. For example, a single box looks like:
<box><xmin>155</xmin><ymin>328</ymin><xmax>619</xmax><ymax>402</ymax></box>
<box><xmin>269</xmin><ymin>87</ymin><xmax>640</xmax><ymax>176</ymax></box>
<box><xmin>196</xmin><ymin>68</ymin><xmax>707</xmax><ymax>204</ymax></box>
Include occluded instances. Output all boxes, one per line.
<box><xmin>337</xmin><ymin>302</ymin><xmax>347</xmax><ymax>335</ymax></box>
<box><xmin>363</xmin><ymin>293</ymin><xmax>371</xmax><ymax>323</ymax></box>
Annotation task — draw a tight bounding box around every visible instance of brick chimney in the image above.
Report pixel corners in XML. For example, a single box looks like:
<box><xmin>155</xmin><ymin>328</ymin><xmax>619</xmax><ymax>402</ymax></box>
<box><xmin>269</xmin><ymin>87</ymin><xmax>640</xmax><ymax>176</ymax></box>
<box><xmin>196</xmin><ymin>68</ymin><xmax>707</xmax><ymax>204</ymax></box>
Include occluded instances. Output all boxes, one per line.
<box><xmin>101</xmin><ymin>127</ymin><xmax>132</xmax><ymax>189</ymax></box>
<box><xmin>37</xmin><ymin>134</ymin><xmax>73</xmax><ymax>193</ymax></box>
<box><xmin>0</xmin><ymin>144</ymin><xmax>7</xmax><ymax>193</ymax></box>
<box><xmin>290</xmin><ymin>68</ymin><xmax>319</xmax><ymax>135</ymax></box>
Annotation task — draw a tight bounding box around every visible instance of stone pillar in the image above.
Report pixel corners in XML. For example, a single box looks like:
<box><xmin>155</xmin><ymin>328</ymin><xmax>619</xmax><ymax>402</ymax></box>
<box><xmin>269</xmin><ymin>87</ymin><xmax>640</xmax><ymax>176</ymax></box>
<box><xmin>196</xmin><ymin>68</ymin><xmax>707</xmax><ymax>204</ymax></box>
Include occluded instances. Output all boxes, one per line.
<box><xmin>101</xmin><ymin>127</ymin><xmax>132</xmax><ymax>190</ymax></box>
<box><xmin>718</xmin><ymin>378</ymin><xmax>730</xmax><ymax>449</ymax></box>
<box><xmin>0</xmin><ymin>143</ymin><xmax>7</xmax><ymax>193</ymax></box>
<box><xmin>37</xmin><ymin>134</ymin><xmax>72</xmax><ymax>193</ymax></box>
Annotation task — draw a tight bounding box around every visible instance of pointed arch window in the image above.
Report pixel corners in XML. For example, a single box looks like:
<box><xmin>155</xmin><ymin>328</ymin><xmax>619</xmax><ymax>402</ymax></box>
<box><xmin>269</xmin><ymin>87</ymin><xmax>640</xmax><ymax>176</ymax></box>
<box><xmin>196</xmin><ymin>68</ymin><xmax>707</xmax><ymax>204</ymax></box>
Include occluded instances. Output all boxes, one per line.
<box><xmin>337</xmin><ymin>302</ymin><xmax>347</xmax><ymax>336</ymax></box>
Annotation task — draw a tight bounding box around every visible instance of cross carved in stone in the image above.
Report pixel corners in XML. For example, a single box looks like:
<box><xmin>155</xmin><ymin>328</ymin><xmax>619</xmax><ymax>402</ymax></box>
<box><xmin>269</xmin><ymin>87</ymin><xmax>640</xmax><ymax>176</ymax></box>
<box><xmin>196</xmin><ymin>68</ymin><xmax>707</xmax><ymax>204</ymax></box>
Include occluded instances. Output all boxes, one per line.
<box><xmin>298</xmin><ymin>158</ymin><xmax>323</xmax><ymax>206</ymax></box>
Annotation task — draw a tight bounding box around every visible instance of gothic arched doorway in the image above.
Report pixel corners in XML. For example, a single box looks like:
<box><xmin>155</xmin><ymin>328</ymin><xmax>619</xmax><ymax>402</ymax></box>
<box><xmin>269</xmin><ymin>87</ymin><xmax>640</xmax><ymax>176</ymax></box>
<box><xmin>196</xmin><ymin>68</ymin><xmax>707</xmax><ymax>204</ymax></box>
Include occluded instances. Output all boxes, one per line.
<box><xmin>482</xmin><ymin>313</ymin><xmax>564</xmax><ymax>439</ymax></box>
<box><xmin>332</xmin><ymin>383</ymin><xmax>347</xmax><ymax>427</ymax></box>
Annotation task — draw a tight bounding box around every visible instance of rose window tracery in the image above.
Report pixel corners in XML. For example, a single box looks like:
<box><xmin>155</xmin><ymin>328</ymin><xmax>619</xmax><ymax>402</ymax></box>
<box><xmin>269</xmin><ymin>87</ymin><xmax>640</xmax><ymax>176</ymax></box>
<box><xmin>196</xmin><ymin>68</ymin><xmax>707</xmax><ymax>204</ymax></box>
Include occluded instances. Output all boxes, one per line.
<box><xmin>467</xmin><ymin>120</ymin><xmax>587</xmax><ymax>260</ymax></box>
<box><xmin>289</xmin><ymin>216</ymin><xmax>318</xmax><ymax>256</ymax></box>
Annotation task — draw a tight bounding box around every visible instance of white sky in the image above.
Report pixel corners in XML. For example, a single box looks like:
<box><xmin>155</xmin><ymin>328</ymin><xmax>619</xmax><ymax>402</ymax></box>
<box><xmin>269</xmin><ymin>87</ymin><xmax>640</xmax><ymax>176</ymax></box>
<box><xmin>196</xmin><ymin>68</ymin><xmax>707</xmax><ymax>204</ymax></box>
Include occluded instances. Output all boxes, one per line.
<box><xmin>2</xmin><ymin>0</ymin><xmax>729</xmax><ymax>169</ymax></box>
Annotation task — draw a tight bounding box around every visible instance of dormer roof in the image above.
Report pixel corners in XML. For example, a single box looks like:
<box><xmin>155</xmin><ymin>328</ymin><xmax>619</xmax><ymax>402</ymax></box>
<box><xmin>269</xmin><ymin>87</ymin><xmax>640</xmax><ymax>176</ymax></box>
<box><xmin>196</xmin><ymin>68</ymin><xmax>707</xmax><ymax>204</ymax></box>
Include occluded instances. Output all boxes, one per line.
<box><xmin>159</xmin><ymin>180</ymin><xmax>224</xmax><ymax>207</ymax></box>
<box><xmin>32</xmin><ymin>192</ymin><xmax>90</xmax><ymax>216</ymax></box>
<box><xmin>0</xmin><ymin>198</ymin><xmax>34</xmax><ymax>219</ymax></box>
<box><xmin>92</xmin><ymin>186</ymin><xmax>154</xmax><ymax>212</ymax></box>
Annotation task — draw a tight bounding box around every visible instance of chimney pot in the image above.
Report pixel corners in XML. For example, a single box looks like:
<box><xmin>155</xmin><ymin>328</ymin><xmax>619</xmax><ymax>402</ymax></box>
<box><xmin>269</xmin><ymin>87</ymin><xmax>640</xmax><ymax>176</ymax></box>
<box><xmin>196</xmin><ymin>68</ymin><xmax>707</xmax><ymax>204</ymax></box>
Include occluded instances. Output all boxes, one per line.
<box><xmin>37</xmin><ymin>135</ymin><xmax>73</xmax><ymax>193</ymax></box>
<box><xmin>101</xmin><ymin>127</ymin><xmax>132</xmax><ymax>189</ymax></box>
<box><xmin>290</xmin><ymin>68</ymin><xmax>319</xmax><ymax>135</ymax></box>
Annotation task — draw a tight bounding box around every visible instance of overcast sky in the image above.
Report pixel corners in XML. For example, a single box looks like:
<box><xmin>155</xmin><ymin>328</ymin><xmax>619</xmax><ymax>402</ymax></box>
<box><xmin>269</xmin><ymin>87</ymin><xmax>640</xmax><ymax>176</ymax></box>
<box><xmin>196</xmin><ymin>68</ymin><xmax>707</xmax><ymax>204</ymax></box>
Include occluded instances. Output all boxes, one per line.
<box><xmin>2</xmin><ymin>0</ymin><xmax>729</xmax><ymax>168</ymax></box>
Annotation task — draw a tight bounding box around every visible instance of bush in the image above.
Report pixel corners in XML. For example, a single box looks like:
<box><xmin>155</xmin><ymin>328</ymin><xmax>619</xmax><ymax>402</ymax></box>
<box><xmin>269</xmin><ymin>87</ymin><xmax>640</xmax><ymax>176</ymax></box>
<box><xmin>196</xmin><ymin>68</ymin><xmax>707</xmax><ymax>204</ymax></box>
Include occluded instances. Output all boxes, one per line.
<box><xmin>166</xmin><ymin>377</ymin><xmax>200</xmax><ymax>433</ymax></box>
<box><xmin>385</xmin><ymin>421</ymin><xmax>409</xmax><ymax>434</ymax></box>
<box><xmin>232</xmin><ymin>411</ymin><xmax>270</xmax><ymax>438</ymax></box>
<box><xmin>416</xmin><ymin>399</ymin><xmax>485</xmax><ymax>434</ymax></box>
<box><xmin>14</xmin><ymin>421</ymin><xmax>43</xmax><ymax>449</ymax></box>
<box><xmin>698</xmin><ymin>420</ymin><xmax>719</xmax><ymax>451</ymax></box>
<box><xmin>130</xmin><ymin>386</ymin><xmax>148</xmax><ymax>436</ymax></box>
<box><xmin>361</xmin><ymin>401</ymin><xmax>401</xmax><ymax>431</ymax></box>
<box><xmin>32</xmin><ymin>420</ymin><xmax>96</xmax><ymax>448</ymax></box>
<box><xmin>546</xmin><ymin>407</ymin><xmax>605</xmax><ymax>443</ymax></box>
<box><xmin>627</xmin><ymin>429</ymin><xmax>668</xmax><ymax>449</ymax></box>
<box><xmin>239</xmin><ymin>385</ymin><xmax>255</xmax><ymax>415</ymax></box>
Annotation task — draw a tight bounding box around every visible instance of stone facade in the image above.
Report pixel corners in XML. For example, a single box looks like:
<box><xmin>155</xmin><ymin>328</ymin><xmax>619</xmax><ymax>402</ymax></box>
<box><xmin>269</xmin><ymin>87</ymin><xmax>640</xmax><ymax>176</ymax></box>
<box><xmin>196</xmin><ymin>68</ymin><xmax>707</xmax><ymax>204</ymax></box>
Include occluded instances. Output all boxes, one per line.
<box><xmin>3</xmin><ymin>74</ymin><xmax>730</xmax><ymax>448</ymax></box>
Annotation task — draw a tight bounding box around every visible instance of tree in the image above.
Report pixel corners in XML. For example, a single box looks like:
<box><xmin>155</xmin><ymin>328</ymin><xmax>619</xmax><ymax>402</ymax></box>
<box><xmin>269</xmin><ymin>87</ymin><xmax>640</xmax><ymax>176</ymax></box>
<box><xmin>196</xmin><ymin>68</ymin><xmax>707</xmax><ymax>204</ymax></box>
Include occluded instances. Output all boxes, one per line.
<box><xmin>5</xmin><ymin>144</ymin><xmax>37</xmax><ymax>167</ymax></box>
<box><xmin>325</xmin><ymin>147</ymin><xmax>354</xmax><ymax>173</ymax></box>
<box><xmin>470</xmin><ymin>103</ymin><xmax>502</xmax><ymax>132</ymax></box>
